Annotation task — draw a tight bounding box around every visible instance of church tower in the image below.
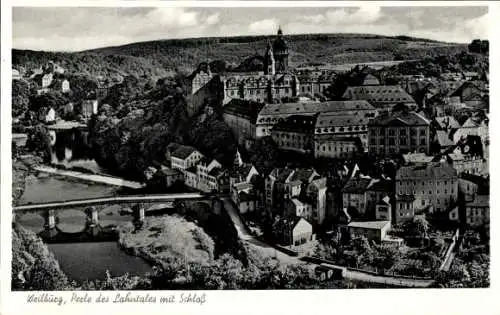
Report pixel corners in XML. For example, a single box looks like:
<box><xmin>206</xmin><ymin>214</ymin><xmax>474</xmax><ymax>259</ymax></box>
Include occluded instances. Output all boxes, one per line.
<box><xmin>272</xmin><ymin>26</ymin><xmax>289</xmax><ymax>74</ymax></box>
<box><xmin>264</xmin><ymin>40</ymin><xmax>275</xmax><ymax>75</ymax></box>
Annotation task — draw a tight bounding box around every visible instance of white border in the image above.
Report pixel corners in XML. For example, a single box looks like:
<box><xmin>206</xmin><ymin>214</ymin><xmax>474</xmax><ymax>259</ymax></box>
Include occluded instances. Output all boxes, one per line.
<box><xmin>1</xmin><ymin>2</ymin><xmax>499</xmax><ymax>315</ymax></box>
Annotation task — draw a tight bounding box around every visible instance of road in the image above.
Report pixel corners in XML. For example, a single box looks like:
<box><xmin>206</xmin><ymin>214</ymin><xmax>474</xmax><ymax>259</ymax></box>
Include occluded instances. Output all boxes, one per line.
<box><xmin>35</xmin><ymin>165</ymin><xmax>145</xmax><ymax>189</ymax></box>
<box><xmin>220</xmin><ymin>197</ymin><xmax>303</xmax><ymax>265</ymax></box>
<box><xmin>14</xmin><ymin>192</ymin><xmax>204</xmax><ymax>211</ymax></box>
<box><xmin>344</xmin><ymin>270</ymin><xmax>433</xmax><ymax>288</ymax></box>
<box><xmin>220</xmin><ymin>197</ymin><xmax>434</xmax><ymax>287</ymax></box>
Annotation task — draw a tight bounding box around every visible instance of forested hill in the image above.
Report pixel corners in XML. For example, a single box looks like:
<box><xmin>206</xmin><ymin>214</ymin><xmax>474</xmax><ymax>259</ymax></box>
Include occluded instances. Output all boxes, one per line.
<box><xmin>13</xmin><ymin>33</ymin><xmax>467</xmax><ymax>80</ymax></box>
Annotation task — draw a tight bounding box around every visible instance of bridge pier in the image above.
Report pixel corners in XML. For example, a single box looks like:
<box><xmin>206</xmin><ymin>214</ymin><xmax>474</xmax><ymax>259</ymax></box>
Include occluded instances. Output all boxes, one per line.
<box><xmin>85</xmin><ymin>206</ymin><xmax>99</xmax><ymax>227</ymax></box>
<box><xmin>44</xmin><ymin>210</ymin><xmax>57</xmax><ymax>230</ymax></box>
<box><xmin>132</xmin><ymin>204</ymin><xmax>145</xmax><ymax>224</ymax></box>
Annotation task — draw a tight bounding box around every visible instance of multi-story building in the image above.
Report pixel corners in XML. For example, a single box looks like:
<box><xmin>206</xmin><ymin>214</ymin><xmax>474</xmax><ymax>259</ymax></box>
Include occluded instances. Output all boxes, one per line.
<box><xmin>314</xmin><ymin>135</ymin><xmax>361</xmax><ymax>159</ymax></box>
<box><xmin>314</xmin><ymin>112</ymin><xmax>371</xmax><ymax>152</ymax></box>
<box><xmin>272</xmin><ymin>216</ymin><xmax>313</xmax><ymax>246</ymax></box>
<box><xmin>41</xmin><ymin>73</ymin><xmax>54</xmax><ymax>88</ymax></box>
<box><xmin>297</xmin><ymin>71</ymin><xmax>337</xmax><ymax>96</ymax></box>
<box><xmin>266</xmin><ymin>168</ymin><xmax>327</xmax><ymax>225</ymax></box>
<box><xmin>342</xmin><ymin>177</ymin><xmax>374</xmax><ymax>218</ymax></box>
<box><xmin>222</xmin><ymin>99</ymin><xmax>265</xmax><ymax>146</ymax></box>
<box><xmin>230</xmin><ymin>162</ymin><xmax>260</xmax><ymax>214</ymax></box>
<box><xmin>445</xmin><ymin>151</ymin><xmax>485</xmax><ymax>175</ymax></box>
<box><xmin>81</xmin><ymin>99</ymin><xmax>98</xmax><ymax>120</ymax></box>
<box><xmin>395</xmin><ymin>162</ymin><xmax>458</xmax><ymax>223</ymax></box>
<box><xmin>368</xmin><ymin>111</ymin><xmax>431</xmax><ymax>156</ymax></box>
<box><xmin>196</xmin><ymin>158</ymin><xmax>224</xmax><ymax>193</ymax></box>
<box><xmin>271</xmin><ymin>115</ymin><xmax>316</xmax><ymax>154</ymax></box>
<box><xmin>170</xmin><ymin>145</ymin><xmax>205</xmax><ymax>171</ymax></box>
<box><xmin>342</xmin><ymin>85</ymin><xmax>417</xmax><ymax>111</ymax></box>
<box><xmin>341</xmin><ymin>176</ymin><xmax>392</xmax><ymax>220</ymax></box>
<box><xmin>452</xmin><ymin>117</ymin><xmax>488</xmax><ymax>145</ymax></box>
<box><xmin>220</xmin><ymin>73</ymin><xmax>299</xmax><ymax>105</ymax></box>
<box><xmin>256</xmin><ymin>100</ymin><xmax>377</xmax><ymax>138</ymax></box>
<box><xmin>465</xmin><ymin>194</ymin><xmax>489</xmax><ymax>227</ymax></box>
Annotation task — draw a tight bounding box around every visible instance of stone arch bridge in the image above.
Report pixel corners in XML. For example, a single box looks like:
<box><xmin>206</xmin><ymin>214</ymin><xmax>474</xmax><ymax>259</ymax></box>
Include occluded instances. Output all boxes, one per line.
<box><xmin>13</xmin><ymin>193</ymin><xmax>220</xmax><ymax>235</ymax></box>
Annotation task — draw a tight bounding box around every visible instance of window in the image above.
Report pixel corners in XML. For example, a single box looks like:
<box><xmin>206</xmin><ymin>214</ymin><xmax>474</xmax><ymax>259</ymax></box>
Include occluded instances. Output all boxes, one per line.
<box><xmin>420</xmin><ymin>129</ymin><xmax>426</xmax><ymax>136</ymax></box>
<box><xmin>422</xmin><ymin>200</ymin><xmax>425</xmax><ymax>206</ymax></box>
<box><xmin>389</xmin><ymin>138</ymin><xmax>395</xmax><ymax>145</ymax></box>
<box><xmin>389</xmin><ymin>129</ymin><xmax>395</xmax><ymax>136</ymax></box>
<box><xmin>420</xmin><ymin>138</ymin><xmax>426</xmax><ymax>145</ymax></box>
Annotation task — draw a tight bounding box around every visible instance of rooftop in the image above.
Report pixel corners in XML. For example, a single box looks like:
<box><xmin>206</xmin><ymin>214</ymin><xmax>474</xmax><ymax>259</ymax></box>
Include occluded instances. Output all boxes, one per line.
<box><xmin>315</xmin><ymin>112</ymin><xmax>368</xmax><ymax>128</ymax></box>
<box><xmin>171</xmin><ymin>145</ymin><xmax>200</xmax><ymax>160</ymax></box>
<box><xmin>258</xmin><ymin>100</ymin><xmax>375</xmax><ymax>117</ymax></box>
<box><xmin>368</xmin><ymin>111</ymin><xmax>430</xmax><ymax>126</ymax></box>
<box><xmin>342</xmin><ymin>85</ymin><xmax>416</xmax><ymax>105</ymax></box>
<box><xmin>435</xmin><ymin>130</ymin><xmax>455</xmax><ymax>147</ymax></box>
<box><xmin>223</xmin><ymin>99</ymin><xmax>265</xmax><ymax>124</ymax></box>
<box><xmin>396</xmin><ymin>163</ymin><xmax>457</xmax><ymax>180</ymax></box>
<box><xmin>342</xmin><ymin>177</ymin><xmax>373</xmax><ymax>194</ymax></box>
<box><xmin>435</xmin><ymin>116</ymin><xmax>461</xmax><ymax>129</ymax></box>
<box><xmin>347</xmin><ymin>220</ymin><xmax>391</xmax><ymax>230</ymax></box>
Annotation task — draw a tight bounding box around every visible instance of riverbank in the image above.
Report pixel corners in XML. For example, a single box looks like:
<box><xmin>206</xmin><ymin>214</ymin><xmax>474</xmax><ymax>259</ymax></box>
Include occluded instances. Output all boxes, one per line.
<box><xmin>117</xmin><ymin>215</ymin><xmax>216</xmax><ymax>267</ymax></box>
<box><xmin>35</xmin><ymin>165</ymin><xmax>145</xmax><ymax>189</ymax></box>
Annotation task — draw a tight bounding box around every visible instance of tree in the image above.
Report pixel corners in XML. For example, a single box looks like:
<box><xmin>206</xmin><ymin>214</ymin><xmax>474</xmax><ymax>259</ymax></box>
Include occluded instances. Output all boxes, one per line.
<box><xmin>25</xmin><ymin>124</ymin><xmax>52</xmax><ymax>162</ymax></box>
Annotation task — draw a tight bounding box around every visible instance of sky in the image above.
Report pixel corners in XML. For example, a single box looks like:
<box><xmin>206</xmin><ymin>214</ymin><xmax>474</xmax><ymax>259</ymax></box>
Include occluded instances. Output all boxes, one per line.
<box><xmin>12</xmin><ymin>6</ymin><xmax>489</xmax><ymax>52</ymax></box>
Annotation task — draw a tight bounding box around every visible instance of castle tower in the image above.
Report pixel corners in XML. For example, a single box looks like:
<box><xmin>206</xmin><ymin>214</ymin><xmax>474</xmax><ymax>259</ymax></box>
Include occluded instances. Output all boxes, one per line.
<box><xmin>272</xmin><ymin>26</ymin><xmax>289</xmax><ymax>74</ymax></box>
<box><xmin>264</xmin><ymin>40</ymin><xmax>275</xmax><ymax>75</ymax></box>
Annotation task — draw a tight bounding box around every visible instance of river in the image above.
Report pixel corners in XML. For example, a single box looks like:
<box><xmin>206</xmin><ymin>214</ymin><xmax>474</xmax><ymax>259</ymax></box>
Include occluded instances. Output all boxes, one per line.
<box><xmin>17</xmin><ymin>172</ymin><xmax>154</xmax><ymax>283</ymax></box>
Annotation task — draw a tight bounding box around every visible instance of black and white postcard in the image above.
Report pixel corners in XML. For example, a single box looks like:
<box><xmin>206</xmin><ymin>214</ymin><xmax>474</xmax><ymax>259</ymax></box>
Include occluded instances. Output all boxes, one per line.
<box><xmin>1</xmin><ymin>2</ymin><xmax>498</xmax><ymax>315</ymax></box>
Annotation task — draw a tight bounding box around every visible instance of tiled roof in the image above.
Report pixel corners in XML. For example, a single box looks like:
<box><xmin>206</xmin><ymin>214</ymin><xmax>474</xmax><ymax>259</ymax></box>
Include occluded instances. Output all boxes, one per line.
<box><xmin>435</xmin><ymin>116</ymin><xmax>460</xmax><ymax>129</ymax></box>
<box><xmin>367</xmin><ymin>179</ymin><xmax>393</xmax><ymax>192</ymax></box>
<box><xmin>270</xmin><ymin>168</ymin><xmax>294</xmax><ymax>182</ymax></box>
<box><xmin>347</xmin><ymin>220</ymin><xmax>390</xmax><ymax>230</ymax></box>
<box><xmin>223</xmin><ymin>99</ymin><xmax>265</xmax><ymax>123</ymax></box>
<box><xmin>459</xmin><ymin>173</ymin><xmax>489</xmax><ymax>188</ymax></box>
<box><xmin>342</xmin><ymin>85</ymin><xmax>415</xmax><ymax>105</ymax></box>
<box><xmin>171</xmin><ymin>145</ymin><xmax>199</xmax><ymax>159</ymax></box>
<box><xmin>342</xmin><ymin>178</ymin><xmax>373</xmax><ymax>194</ymax></box>
<box><xmin>311</xmin><ymin>177</ymin><xmax>327</xmax><ymax>190</ymax></box>
<box><xmin>289</xmin><ymin>168</ymin><xmax>318</xmax><ymax>183</ymax></box>
<box><xmin>450</xmin><ymin>82</ymin><xmax>482</xmax><ymax>98</ymax></box>
<box><xmin>316</xmin><ymin>112</ymin><xmax>368</xmax><ymax>128</ymax></box>
<box><xmin>396</xmin><ymin>194</ymin><xmax>415</xmax><ymax>202</ymax></box>
<box><xmin>368</xmin><ymin>111</ymin><xmax>430</xmax><ymax>126</ymax></box>
<box><xmin>402</xmin><ymin>153</ymin><xmax>434</xmax><ymax>164</ymax></box>
<box><xmin>436</xmin><ymin>130</ymin><xmax>455</xmax><ymax>147</ymax></box>
<box><xmin>258</xmin><ymin>100</ymin><xmax>375</xmax><ymax>117</ymax></box>
<box><xmin>396</xmin><ymin>163</ymin><xmax>457</xmax><ymax>180</ymax></box>
<box><xmin>273</xmin><ymin>216</ymin><xmax>310</xmax><ymax>231</ymax></box>
<box><xmin>231</xmin><ymin>163</ymin><xmax>255</xmax><ymax>180</ymax></box>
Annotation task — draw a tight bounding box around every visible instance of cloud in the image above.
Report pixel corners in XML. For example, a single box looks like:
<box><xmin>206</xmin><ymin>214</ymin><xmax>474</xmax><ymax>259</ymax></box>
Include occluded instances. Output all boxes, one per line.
<box><xmin>12</xmin><ymin>6</ymin><xmax>488</xmax><ymax>51</ymax></box>
<box><xmin>205</xmin><ymin>12</ymin><xmax>220</xmax><ymax>26</ymax></box>
<box><xmin>325</xmin><ymin>6</ymin><xmax>383</xmax><ymax>26</ymax></box>
<box><xmin>299</xmin><ymin>14</ymin><xmax>325</xmax><ymax>24</ymax></box>
<box><xmin>464</xmin><ymin>13</ymin><xmax>488</xmax><ymax>40</ymax></box>
<box><xmin>248</xmin><ymin>19</ymin><xmax>279</xmax><ymax>35</ymax></box>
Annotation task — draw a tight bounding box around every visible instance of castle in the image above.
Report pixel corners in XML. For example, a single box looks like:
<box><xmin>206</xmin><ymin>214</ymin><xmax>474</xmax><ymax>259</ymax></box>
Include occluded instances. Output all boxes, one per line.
<box><xmin>186</xmin><ymin>27</ymin><xmax>299</xmax><ymax>116</ymax></box>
